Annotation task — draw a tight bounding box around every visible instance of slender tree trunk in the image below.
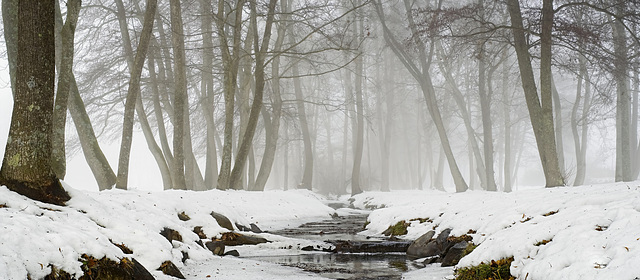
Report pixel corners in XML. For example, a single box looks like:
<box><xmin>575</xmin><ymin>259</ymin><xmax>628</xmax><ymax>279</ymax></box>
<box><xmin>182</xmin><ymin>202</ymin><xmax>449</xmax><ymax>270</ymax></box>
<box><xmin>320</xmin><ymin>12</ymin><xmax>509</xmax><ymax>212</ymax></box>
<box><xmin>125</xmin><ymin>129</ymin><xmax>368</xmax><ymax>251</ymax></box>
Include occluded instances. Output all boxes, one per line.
<box><xmin>230</xmin><ymin>0</ymin><xmax>277</xmax><ymax>190</ymax></box>
<box><xmin>502</xmin><ymin>50</ymin><xmax>512</xmax><ymax>192</ymax></box>
<box><xmin>254</xmin><ymin>0</ymin><xmax>288</xmax><ymax>191</ymax></box>
<box><xmin>115</xmin><ymin>0</ymin><xmax>157</xmax><ymax>190</ymax></box>
<box><xmin>216</xmin><ymin>0</ymin><xmax>245</xmax><ymax>190</ymax></box>
<box><xmin>572</xmin><ymin>55</ymin><xmax>590</xmax><ymax>186</ymax></box>
<box><xmin>551</xmin><ymin>77</ymin><xmax>565</xmax><ymax>175</ymax></box>
<box><xmin>2</xmin><ymin>0</ymin><xmax>17</xmax><ymax>97</ymax></box>
<box><xmin>507</xmin><ymin>0</ymin><xmax>564</xmax><ymax>187</ymax></box>
<box><xmin>0</xmin><ymin>0</ymin><xmax>70</xmax><ymax>205</ymax></box>
<box><xmin>51</xmin><ymin>0</ymin><xmax>80</xmax><ymax>180</ymax></box>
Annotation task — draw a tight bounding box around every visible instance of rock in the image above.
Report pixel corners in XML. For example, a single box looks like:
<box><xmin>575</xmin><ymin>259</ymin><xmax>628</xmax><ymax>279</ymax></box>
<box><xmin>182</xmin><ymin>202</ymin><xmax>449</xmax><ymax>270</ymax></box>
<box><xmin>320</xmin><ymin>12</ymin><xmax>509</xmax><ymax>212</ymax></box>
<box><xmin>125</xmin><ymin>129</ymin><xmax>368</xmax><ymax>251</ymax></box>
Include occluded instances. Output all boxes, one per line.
<box><xmin>236</xmin><ymin>223</ymin><xmax>251</xmax><ymax>232</ymax></box>
<box><xmin>110</xmin><ymin>240</ymin><xmax>133</xmax><ymax>254</ymax></box>
<box><xmin>250</xmin><ymin>223</ymin><xmax>263</xmax><ymax>233</ymax></box>
<box><xmin>406</xmin><ymin>229</ymin><xmax>453</xmax><ymax>260</ymax></box>
<box><xmin>160</xmin><ymin>227</ymin><xmax>183</xmax><ymax>244</ymax></box>
<box><xmin>48</xmin><ymin>255</ymin><xmax>155</xmax><ymax>280</ymax></box>
<box><xmin>181</xmin><ymin>251</ymin><xmax>189</xmax><ymax>263</ymax></box>
<box><xmin>224</xmin><ymin>249</ymin><xmax>240</xmax><ymax>257</ymax></box>
<box><xmin>211</xmin><ymin>211</ymin><xmax>234</xmax><ymax>231</ymax></box>
<box><xmin>158</xmin><ymin>260</ymin><xmax>185</xmax><ymax>279</ymax></box>
<box><xmin>406</xmin><ymin>230</ymin><xmax>436</xmax><ymax>259</ymax></box>
<box><xmin>441</xmin><ymin>241</ymin><xmax>469</xmax><ymax>267</ymax></box>
<box><xmin>218</xmin><ymin>232</ymin><xmax>269</xmax><ymax>246</ymax></box>
<box><xmin>193</xmin><ymin>226</ymin><xmax>207</xmax><ymax>239</ymax></box>
<box><xmin>177</xmin><ymin>211</ymin><xmax>190</xmax><ymax>221</ymax></box>
<box><xmin>205</xmin><ymin>241</ymin><xmax>225</xmax><ymax>256</ymax></box>
<box><xmin>331</xmin><ymin>240</ymin><xmax>411</xmax><ymax>253</ymax></box>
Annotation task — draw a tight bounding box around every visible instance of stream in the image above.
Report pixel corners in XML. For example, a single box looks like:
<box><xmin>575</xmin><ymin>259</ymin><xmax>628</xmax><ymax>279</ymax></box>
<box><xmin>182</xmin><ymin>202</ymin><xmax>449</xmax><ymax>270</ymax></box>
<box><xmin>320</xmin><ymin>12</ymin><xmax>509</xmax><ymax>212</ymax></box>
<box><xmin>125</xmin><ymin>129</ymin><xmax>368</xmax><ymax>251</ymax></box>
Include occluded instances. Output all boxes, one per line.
<box><xmin>245</xmin><ymin>203</ymin><xmax>428</xmax><ymax>280</ymax></box>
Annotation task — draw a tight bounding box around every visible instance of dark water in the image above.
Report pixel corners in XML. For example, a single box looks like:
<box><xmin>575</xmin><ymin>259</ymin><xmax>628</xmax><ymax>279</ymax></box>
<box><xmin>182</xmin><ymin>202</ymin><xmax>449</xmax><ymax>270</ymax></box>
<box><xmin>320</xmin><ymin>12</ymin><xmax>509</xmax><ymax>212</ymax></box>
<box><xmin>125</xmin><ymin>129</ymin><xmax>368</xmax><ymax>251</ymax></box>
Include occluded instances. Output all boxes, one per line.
<box><xmin>246</xmin><ymin>208</ymin><xmax>424</xmax><ymax>279</ymax></box>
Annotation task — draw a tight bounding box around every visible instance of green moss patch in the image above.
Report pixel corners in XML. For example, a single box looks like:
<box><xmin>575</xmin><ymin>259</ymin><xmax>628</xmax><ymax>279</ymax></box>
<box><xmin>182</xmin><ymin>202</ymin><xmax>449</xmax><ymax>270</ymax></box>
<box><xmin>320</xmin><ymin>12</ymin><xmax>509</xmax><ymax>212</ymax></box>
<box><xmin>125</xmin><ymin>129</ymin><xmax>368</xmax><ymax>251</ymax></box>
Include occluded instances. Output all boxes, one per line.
<box><xmin>454</xmin><ymin>257</ymin><xmax>515</xmax><ymax>280</ymax></box>
<box><xmin>382</xmin><ymin>220</ymin><xmax>409</xmax><ymax>236</ymax></box>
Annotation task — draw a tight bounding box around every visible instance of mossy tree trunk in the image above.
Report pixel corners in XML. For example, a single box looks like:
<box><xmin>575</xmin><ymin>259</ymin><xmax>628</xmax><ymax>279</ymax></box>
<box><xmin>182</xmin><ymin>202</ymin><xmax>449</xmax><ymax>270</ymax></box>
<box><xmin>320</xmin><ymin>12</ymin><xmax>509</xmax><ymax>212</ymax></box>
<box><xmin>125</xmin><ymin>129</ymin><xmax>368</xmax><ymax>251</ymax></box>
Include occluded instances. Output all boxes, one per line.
<box><xmin>0</xmin><ymin>0</ymin><xmax>70</xmax><ymax>205</ymax></box>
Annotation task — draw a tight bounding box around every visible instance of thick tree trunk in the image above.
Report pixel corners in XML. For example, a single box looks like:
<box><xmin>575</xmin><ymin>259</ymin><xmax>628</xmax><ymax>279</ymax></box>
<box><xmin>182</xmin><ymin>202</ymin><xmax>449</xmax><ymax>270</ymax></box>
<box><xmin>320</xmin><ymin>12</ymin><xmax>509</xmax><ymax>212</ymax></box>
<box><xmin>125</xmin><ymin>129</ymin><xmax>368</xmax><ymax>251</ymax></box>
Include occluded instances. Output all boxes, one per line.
<box><xmin>169</xmin><ymin>0</ymin><xmax>187</xmax><ymax>190</ymax></box>
<box><xmin>613</xmin><ymin>0</ymin><xmax>632</xmax><ymax>182</ymax></box>
<box><xmin>507</xmin><ymin>0</ymin><xmax>564</xmax><ymax>187</ymax></box>
<box><xmin>0</xmin><ymin>0</ymin><xmax>70</xmax><ymax>205</ymax></box>
<box><xmin>200</xmin><ymin>0</ymin><xmax>218</xmax><ymax>190</ymax></box>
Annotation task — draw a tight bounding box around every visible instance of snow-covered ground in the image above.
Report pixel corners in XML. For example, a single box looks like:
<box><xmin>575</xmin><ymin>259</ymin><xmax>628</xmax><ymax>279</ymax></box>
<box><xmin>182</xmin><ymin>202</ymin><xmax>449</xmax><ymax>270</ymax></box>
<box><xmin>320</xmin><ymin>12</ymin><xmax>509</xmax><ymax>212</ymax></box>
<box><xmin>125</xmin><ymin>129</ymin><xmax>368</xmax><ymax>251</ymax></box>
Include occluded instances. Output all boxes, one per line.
<box><xmin>1</xmin><ymin>165</ymin><xmax>639</xmax><ymax>280</ymax></box>
<box><xmin>352</xmin><ymin>183</ymin><xmax>640</xmax><ymax>280</ymax></box>
<box><xmin>0</xmin><ymin>185</ymin><xmax>334</xmax><ymax>279</ymax></box>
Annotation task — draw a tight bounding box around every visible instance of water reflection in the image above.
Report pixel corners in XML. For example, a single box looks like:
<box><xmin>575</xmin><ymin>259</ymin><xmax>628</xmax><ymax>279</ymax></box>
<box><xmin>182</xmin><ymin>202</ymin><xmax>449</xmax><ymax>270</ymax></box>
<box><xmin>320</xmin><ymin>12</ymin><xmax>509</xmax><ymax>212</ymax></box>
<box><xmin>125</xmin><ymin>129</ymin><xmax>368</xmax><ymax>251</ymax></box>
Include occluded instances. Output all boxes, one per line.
<box><xmin>248</xmin><ymin>253</ymin><xmax>425</xmax><ymax>280</ymax></box>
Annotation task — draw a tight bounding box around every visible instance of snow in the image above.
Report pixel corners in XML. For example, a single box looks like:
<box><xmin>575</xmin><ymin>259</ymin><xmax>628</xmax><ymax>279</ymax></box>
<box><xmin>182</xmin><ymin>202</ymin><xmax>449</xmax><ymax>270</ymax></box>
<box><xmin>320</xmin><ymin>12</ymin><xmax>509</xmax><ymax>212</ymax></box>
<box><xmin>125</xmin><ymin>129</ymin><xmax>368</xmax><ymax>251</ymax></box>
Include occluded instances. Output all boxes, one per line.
<box><xmin>352</xmin><ymin>183</ymin><xmax>640</xmax><ymax>280</ymax></box>
<box><xmin>0</xmin><ymin>185</ymin><xmax>334</xmax><ymax>279</ymax></box>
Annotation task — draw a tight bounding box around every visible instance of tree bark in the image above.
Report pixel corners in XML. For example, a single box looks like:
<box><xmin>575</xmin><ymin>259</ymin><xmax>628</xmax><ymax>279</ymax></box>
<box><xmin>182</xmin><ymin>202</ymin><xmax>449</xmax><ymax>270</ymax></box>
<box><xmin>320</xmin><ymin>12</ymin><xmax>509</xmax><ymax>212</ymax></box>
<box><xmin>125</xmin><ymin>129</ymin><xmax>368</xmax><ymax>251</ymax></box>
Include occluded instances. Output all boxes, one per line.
<box><xmin>0</xmin><ymin>0</ymin><xmax>70</xmax><ymax>205</ymax></box>
<box><xmin>253</xmin><ymin>0</ymin><xmax>288</xmax><ymax>191</ymax></box>
<box><xmin>2</xmin><ymin>0</ymin><xmax>17</xmax><ymax>97</ymax></box>
<box><xmin>115</xmin><ymin>0</ymin><xmax>157</xmax><ymax>190</ymax></box>
<box><xmin>507</xmin><ymin>0</ymin><xmax>564</xmax><ymax>187</ymax></box>
<box><xmin>216</xmin><ymin>0</ymin><xmax>246</xmax><ymax>190</ymax></box>
<box><xmin>168</xmin><ymin>0</ymin><xmax>188</xmax><ymax>190</ymax></box>
<box><xmin>613</xmin><ymin>0</ymin><xmax>632</xmax><ymax>182</ymax></box>
<box><xmin>51</xmin><ymin>0</ymin><xmax>81</xmax><ymax>180</ymax></box>
<box><xmin>230</xmin><ymin>0</ymin><xmax>277</xmax><ymax>190</ymax></box>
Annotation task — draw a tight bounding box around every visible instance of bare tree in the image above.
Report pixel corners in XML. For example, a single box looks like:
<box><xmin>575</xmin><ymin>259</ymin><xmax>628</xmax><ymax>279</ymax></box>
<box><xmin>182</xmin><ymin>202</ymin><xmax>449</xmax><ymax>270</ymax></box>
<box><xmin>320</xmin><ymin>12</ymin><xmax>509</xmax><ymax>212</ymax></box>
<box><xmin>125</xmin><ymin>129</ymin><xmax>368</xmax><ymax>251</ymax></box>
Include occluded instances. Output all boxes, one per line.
<box><xmin>0</xmin><ymin>0</ymin><xmax>70</xmax><ymax>205</ymax></box>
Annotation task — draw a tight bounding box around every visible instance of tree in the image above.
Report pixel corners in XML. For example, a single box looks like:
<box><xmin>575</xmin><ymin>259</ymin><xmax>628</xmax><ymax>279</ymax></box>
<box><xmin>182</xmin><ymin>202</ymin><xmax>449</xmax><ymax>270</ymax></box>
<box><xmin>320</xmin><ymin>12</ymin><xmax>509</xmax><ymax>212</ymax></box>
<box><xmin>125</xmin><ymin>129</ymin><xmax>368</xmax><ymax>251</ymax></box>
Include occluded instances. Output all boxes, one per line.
<box><xmin>115</xmin><ymin>0</ymin><xmax>157</xmax><ymax>190</ymax></box>
<box><xmin>169</xmin><ymin>0</ymin><xmax>188</xmax><ymax>190</ymax></box>
<box><xmin>51</xmin><ymin>0</ymin><xmax>81</xmax><ymax>179</ymax></box>
<box><xmin>229</xmin><ymin>0</ymin><xmax>278</xmax><ymax>190</ymax></box>
<box><xmin>506</xmin><ymin>0</ymin><xmax>565</xmax><ymax>187</ymax></box>
<box><xmin>0</xmin><ymin>0</ymin><xmax>70</xmax><ymax>205</ymax></box>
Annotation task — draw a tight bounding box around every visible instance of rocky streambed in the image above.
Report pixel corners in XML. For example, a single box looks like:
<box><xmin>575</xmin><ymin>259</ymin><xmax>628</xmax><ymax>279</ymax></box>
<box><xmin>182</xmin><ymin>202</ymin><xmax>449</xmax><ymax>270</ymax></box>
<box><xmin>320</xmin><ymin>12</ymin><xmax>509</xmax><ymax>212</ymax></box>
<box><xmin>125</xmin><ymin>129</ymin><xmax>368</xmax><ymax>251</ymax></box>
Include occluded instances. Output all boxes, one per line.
<box><xmin>247</xmin><ymin>210</ymin><xmax>425</xmax><ymax>280</ymax></box>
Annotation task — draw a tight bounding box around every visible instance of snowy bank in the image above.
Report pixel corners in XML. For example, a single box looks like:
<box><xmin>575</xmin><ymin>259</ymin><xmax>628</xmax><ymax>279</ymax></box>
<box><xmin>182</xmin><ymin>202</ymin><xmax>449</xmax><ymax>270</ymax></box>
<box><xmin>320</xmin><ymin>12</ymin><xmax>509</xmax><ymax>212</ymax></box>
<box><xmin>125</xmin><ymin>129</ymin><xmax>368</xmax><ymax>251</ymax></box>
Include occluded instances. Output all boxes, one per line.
<box><xmin>352</xmin><ymin>183</ymin><xmax>640</xmax><ymax>280</ymax></box>
<box><xmin>0</xmin><ymin>185</ymin><xmax>334</xmax><ymax>279</ymax></box>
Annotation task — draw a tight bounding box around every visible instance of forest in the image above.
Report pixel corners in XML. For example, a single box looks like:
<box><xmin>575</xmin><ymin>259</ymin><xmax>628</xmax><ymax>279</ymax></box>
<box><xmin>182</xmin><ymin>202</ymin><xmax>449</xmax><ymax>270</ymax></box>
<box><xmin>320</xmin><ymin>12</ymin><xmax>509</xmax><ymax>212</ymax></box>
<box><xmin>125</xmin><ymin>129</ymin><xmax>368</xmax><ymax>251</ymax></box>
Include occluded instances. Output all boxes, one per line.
<box><xmin>2</xmin><ymin>0</ymin><xmax>640</xmax><ymax>199</ymax></box>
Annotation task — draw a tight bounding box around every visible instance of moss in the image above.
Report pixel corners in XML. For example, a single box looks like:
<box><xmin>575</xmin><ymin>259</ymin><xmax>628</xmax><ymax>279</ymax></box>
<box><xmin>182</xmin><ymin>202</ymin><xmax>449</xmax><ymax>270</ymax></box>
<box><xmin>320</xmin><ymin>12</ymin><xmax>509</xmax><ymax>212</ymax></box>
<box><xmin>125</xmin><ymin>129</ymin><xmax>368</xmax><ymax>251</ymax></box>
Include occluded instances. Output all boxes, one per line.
<box><xmin>460</xmin><ymin>243</ymin><xmax>478</xmax><ymax>259</ymax></box>
<box><xmin>409</xmin><ymin>217</ymin><xmax>433</xmax><ymax>223</ymax></box>
<box><xmin>454</xmin><ymin>257</ymin><xmax>515</xmax><ymax>280</ymax></box>
<box><xmin>534</xmin><ymin>239</ymin><xmax>552</xmax><ymax>246</ymax></box>
<box><xmin>7</xmin><ymin>154</ymin><xmax>20</xmax><ymax>167</ymax></box>
<box><xmin>383</xmin><ymin>220</ymin><xmax>409</xmax><ymax>236</ymax></box>
<box><xmin>362</xmin><ymin>220</ymin><xmax>370</xmax><ymax>230</ymax></box>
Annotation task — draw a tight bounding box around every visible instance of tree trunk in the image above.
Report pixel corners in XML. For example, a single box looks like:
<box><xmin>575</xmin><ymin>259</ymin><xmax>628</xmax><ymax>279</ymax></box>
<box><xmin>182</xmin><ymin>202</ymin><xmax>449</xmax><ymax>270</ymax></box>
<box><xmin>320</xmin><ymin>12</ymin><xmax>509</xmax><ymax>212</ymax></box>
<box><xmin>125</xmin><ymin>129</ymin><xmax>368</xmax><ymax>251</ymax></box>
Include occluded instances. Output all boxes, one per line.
<box><xmin>613</xmin><ymin>0</ymin><xmax>632</xmax><ymax>182</ymax></box>
<box><xmin>375</xmin><ymin>0</ymin><xmax>468</xmax><ymax>192</ymax></box>
<box><xmin>216</xmin><ymin>0</ymin><xmax>245</xmax><ymax>190</ymax></box>
<box><xmin>0</xmin><ymin>0</ymin><xmax>70</xmax><ymax>205</ymax></box>
<box><xmin>230</xmin><ymin>0</ymin><xmax>277</xmax><ymax>190</ymax></box>
<box><xmin>571</xmin><ymin>55</ymin><xmax>590</xmax><ymax>186</ymax></box>
<box><xmin>51</xmin><ymin>0</ymin><xmax>80</xmax><ymax>180</ymax></box>
<box><xmin>2</xmin><ymin>0</ymin><xmax>17</xmax><ymax>97</ymax></box>
<box><xmin>200</xmin><ymin>0</ymin><xmax>218</xmax><ymax>190</ymax></box>
<box><xmin>169</xmin><ymin>0</ymin><xmax>187</xmax><ymax>190</ymax></box>
<box><xmin>551</xmin><ymin>77</ymin><xmax>565</xmax><ymax>175</ymax></box>
<box><xmin>115</xmin><ymin>0</ymin><xmax>157</xmax><ymax>190</ymax></box>
<box><xmin>253</xmin><ymin>0</ymin><xmax>288</xmax><ymax>191</ymax></box>
<box><xmin>507</xmin><ymin>0</ymin><xmax>564</xmax><ymax>187</ymax></box>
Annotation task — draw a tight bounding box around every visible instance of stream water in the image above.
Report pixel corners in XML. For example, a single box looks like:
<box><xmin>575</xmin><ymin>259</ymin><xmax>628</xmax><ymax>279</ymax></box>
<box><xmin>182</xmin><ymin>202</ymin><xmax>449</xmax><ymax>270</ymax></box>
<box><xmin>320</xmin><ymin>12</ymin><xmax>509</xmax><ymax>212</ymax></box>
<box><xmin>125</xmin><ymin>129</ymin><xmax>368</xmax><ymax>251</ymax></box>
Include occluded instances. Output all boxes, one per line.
<box><xmin>245</xmin><ymin>204</ymin><xmax>427</xmax><ymax>280</ymax></box>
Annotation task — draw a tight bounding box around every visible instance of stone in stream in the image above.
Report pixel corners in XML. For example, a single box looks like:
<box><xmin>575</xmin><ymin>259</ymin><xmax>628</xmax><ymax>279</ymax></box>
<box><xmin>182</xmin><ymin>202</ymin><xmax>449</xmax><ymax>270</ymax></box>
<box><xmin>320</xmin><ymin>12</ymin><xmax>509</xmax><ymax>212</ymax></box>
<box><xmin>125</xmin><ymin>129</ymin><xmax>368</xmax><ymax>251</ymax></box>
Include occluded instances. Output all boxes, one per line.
<box><xmin>330</xmin><ymin>240</ymin><xmax>411</xmax><ymax>253</ymax></box>
<box><xmin>218</xmin><ymin>232</ymin><xmax>269</xmax><ymax>246</ymax></box>
<box><xmin>441</xmin><ymin>241</ymin><xmax>469</xmax><ymax>266</ymax></box>
<box><xmin>406</xmin><ymin>228</ymin><xmax>453</xmax><ymax>260</ymax></box>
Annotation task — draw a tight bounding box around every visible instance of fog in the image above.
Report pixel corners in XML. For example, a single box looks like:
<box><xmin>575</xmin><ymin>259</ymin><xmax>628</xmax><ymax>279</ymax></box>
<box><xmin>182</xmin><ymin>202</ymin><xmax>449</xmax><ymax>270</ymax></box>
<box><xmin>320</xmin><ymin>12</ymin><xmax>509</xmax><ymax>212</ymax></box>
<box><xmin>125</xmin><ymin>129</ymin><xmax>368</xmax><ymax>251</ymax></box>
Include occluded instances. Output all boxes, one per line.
<box><xmin>2</xmin><ymin>0</ymin><xmax>635</xmax><ymax>193</ymax></box>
